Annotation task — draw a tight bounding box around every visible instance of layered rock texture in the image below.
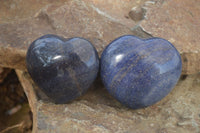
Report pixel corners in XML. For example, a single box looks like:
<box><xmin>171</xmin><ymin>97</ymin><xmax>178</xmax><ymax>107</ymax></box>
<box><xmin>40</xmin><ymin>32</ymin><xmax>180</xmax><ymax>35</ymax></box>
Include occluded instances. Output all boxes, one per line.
<box><xmin>0</xmin><ymin>0</ymin><xmax>199</xmax><ymax>132</ymax></box>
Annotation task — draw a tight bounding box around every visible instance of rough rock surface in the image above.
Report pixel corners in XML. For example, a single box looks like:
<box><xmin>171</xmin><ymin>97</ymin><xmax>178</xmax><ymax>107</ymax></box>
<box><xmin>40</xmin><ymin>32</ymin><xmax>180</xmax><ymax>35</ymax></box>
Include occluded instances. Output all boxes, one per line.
<box><xmin>16</xmin><ymin>70</ymin><xmax>200</xmax><ymax>133</ymax></box>
<box><xmin>1</xmin><ymin>0</ymin><xmax>200</xmax><ymax>132</ymax></box>
<box><xmin>139</xmin><ymin>0</ymin><xmax>200</xmax><ymax>74</ymax></box>
<box><xmin>0</xmin><ymin>0</ymin><xmax>135</xmax><ymax>70</ymax></box>
<box><xmin>0</xmin><ymin>0</ymin><xmax>199</xmax><ymax>74</ymax></box>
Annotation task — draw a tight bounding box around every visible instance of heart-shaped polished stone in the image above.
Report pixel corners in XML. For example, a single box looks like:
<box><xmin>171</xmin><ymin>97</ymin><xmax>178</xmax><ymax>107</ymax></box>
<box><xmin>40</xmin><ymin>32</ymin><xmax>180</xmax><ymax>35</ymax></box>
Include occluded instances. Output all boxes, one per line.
<box><xmin>101</xmin><ymin>35</ymin><xmax>182</xmax><ymax>109</ymax></box>
<box><xmin>26</xmin><ymin>34</ymin><xmax>99</xmax><ymax>104</ymax></box>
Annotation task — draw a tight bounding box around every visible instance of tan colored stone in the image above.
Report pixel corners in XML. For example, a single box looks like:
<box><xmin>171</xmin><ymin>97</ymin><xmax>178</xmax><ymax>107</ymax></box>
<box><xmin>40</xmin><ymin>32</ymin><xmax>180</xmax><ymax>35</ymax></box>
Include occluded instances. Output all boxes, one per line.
<box><xmin>0</xmin><ymin>0</ymin><xmax>135</xmax><ymax>70</ymax></box>
<box><xmin>139</xmin><ymin>0</ymin><xmax>200</xmax><ymax>74</ymax></box>
<box><xmin>0</xmin><ymin>0</ymin><xmax>199</xmax><ymax>74</ymax></box>
<box><xmin>16</xmin><ymin>70</ymin><xmax>200</xmax><ymax>133</ymax></box>
<box><xmin>2</xmin><ymin>1</ymin><xmax>200</xmax><ymax>133</ymax></box>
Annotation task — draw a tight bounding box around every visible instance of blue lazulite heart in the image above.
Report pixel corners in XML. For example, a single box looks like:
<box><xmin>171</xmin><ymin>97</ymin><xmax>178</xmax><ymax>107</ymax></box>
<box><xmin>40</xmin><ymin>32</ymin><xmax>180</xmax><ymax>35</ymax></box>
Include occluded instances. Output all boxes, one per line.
<box><xmin>101</xmin><ymin>35</ymin><xmax>182</xmax><ymax>109</ymax></box>
<box><xmin>26</xmin><ymin>34</ymin><xmax>99</xmax><ymax>104</ymax></box>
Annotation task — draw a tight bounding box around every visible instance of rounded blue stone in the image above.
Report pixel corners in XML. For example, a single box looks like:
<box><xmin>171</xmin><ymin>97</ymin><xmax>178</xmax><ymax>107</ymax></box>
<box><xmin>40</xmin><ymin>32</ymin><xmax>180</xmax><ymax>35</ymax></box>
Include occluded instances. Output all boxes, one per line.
<box><xmin>26</xmin><ymin>34</ymin><xmax>99</xmax><ymax>104</ymax></box>
<box><xmin>101</xmin><ymin>35</ymin><xmax>182</xmax><ymax>109</ymax></box>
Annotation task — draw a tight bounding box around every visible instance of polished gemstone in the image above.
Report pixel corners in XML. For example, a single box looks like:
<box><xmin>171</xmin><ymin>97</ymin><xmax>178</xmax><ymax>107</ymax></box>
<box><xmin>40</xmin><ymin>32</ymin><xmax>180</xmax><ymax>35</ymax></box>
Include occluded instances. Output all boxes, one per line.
<box><xmin>26</xmin><ymin>34</ymin><xmax>99</xmax><ymax>103</ymax></box>
<box><xmin>101</xmin><ymin>35</ymin><xmax>182</xmax><ymax>109</ymax></box>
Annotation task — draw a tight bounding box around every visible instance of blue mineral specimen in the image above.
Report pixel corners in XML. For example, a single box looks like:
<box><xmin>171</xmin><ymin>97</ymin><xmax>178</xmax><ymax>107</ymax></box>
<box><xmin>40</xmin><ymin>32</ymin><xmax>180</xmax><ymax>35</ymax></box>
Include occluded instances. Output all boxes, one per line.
<box><xmin>26</xmin><ymin>34</ymin><xmax>99</xmax><ymax>104</ymax></box>
<box><xmin>101</xmin><ymin>35</ymin><xmax>182</xmax><ymax>109</ymax></box>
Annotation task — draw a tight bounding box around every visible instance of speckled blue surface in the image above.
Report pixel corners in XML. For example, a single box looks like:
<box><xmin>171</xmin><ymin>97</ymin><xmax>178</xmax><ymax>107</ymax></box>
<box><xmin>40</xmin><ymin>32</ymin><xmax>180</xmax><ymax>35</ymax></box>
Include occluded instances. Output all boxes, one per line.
<box><xmin>26</xmin><ymin>34</ymin><xmax>99</xmax><ymax>104</ymax></box>
<box><xmin>101</xmin><ymin>35</ymin><xmax>182</xmax><ymax>109</ymax></box>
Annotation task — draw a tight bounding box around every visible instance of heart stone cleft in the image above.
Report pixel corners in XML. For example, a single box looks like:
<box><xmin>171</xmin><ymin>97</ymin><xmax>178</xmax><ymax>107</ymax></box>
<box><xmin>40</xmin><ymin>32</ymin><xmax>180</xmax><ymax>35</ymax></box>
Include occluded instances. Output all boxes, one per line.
<box><xmin>26</xmin><ymin>34</ymin><xmax>99</xmax><ymax>104</ymax></box>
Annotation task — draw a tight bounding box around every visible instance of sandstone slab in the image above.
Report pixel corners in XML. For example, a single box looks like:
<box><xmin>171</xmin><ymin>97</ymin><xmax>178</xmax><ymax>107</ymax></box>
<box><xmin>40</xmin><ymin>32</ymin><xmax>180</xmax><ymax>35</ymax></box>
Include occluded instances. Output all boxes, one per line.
<box><xmin>139</xmin><ymin>0</ymin><xmax>200</xmax><ymax>74</ymax></box>
<box><xmin>1</xmin><ymin>0</ymin><xmax>200</xmax><ymax>132</ymax></box>
<box><xmin>16</xmin><ymin>70</ymin><xmax>200</xmax><ymax>133</ymax></box>
<box><xmin>0</xmin><ymin>0</ymin><xmax>199</xmax><ymax>74</ymax></box>
<box><xmin>0</xmin><ymin>0</ymin><xmax>135</xmax><ymax>70</ymax></box>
